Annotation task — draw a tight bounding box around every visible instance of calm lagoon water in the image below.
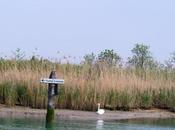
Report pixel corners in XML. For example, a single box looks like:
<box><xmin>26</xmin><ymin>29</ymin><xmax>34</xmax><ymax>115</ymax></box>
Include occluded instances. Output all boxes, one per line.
<box><xmin>0</xmin><ymin>117</ymin><xmax>175</xmax><ymax>130</ymax></box>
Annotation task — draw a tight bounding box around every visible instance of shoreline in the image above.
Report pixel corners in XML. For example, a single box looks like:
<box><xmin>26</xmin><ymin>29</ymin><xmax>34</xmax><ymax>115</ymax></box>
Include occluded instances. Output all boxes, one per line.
<box><xmin>0</xmin><ymin>106</ymin><xmax>175</xmax><ymax>121</ymax></box>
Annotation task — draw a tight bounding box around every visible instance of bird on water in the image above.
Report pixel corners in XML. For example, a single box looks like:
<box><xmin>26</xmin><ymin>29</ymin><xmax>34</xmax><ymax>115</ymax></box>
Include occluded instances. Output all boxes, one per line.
<box><xmin>96</xmin><ymin>103</ymin><xmax>105</xmax><ymax>115</ymax></box>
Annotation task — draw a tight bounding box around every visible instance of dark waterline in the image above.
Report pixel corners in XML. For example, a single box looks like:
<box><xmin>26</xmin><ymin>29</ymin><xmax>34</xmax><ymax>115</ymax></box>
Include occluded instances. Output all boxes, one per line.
<box><xmin>0</xmin><ymin>117</ymin><xmax>175</xmax><ymax>130</ymax></box>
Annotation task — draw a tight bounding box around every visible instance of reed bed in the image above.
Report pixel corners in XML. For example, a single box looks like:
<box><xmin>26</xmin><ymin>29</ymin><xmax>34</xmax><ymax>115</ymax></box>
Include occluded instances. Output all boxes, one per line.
<box><xmin>0</xmin><ymin>59</ymin><xmax>175</xmax><ymax>111</ymax></box>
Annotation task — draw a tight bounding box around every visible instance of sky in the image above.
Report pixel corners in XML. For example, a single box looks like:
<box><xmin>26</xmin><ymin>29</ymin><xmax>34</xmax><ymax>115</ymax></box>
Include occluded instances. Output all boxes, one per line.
<box><xmin>0</xmin><ymin>0</ymin><xmax>175</xmax><ymax>63</ymax></box>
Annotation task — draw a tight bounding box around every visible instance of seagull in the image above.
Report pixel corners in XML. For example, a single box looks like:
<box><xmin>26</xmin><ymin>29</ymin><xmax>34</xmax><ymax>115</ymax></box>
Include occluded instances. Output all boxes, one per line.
<box><xmin>96</xmin><ymin>103</ymin><xmax>105</xmax><ymax>115</ymax></box>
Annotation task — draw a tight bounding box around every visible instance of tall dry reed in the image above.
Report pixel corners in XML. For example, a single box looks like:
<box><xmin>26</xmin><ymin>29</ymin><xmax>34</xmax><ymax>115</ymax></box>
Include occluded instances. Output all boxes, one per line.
<box><xmin>0</xmin><ymin>59</ymin><xmax>175</xmax><ymax>111</ymax></box>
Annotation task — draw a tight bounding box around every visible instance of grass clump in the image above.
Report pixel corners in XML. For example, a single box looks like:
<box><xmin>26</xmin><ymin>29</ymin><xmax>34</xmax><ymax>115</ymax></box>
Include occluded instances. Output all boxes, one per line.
<box><xmin>0</xmin><ymin>82</ymin><xmax>17</xmax><ymax>106</ymax></box>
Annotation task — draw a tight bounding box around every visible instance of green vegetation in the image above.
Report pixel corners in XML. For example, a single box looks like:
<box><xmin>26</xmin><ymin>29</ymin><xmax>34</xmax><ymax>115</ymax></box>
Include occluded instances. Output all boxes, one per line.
<box><xmin>128</xmin><ymin>44</ymin><xmax>155</xmax><ymax>70</ymax></box>
<box><xmin>0</xmin><ymin>44</ymin><xmax>175</xmax><ymax>111</ymax></box>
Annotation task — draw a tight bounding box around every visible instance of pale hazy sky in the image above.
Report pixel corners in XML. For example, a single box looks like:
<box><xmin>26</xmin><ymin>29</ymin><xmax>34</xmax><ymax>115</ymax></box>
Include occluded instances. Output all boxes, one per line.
<box><xmin>0</xmin><ymin>0</ymin><xmax>175</xmax><ymax>62</ymax></box>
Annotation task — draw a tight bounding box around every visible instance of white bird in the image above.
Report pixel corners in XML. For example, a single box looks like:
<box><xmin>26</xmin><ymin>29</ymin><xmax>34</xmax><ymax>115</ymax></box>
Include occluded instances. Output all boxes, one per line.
<box><xmin>96</xmin><ymin>103</ymin><xmax>105</xmax><ymax>115</ymax></box>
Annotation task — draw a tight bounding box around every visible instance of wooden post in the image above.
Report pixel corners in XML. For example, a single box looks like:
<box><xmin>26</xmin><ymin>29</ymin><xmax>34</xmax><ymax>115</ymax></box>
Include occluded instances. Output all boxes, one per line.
<box><xmin>46</xmin><ymin>71</ymin><xmax>56</xmax><ymax>125</ymax></box>
<box><xmin>40</xmin><ymin>71</ymin><xmax>64</xmax><ymax>128</ymax></box>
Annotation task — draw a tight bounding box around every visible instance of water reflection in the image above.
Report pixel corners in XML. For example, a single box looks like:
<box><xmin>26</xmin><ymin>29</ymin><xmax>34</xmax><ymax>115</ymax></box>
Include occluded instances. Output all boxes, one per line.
<box><xmin>96</xmin><ymin>119</ymin><xmax>104</xmax><ymax>129</ymax></box>
<box><xmin>119</xmin><ymin>118</ymin><xmax>175</xmax><ymax>128</ymax></box>
<box><xmin>45</xmin><ymin>121</ymin><xmax>54</xmax><ymax>130</ymax></box>
<box><xmin>0</xmin><ymin>117</ymin><xmax>175</xmax><ymax>130</ymax></box>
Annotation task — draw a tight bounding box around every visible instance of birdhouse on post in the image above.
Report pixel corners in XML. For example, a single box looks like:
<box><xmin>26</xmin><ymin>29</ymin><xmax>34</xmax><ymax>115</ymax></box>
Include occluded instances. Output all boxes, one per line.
<box><xmin>40</xmin><ymin>71</ymin><xmax>64</xmax><ymax>128</ymax></box>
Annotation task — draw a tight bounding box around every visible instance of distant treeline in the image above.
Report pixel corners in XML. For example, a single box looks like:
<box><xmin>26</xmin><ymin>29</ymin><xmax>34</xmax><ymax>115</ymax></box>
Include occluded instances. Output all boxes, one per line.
<box><xmin>1</xmin><ymin>44</ymin><xmax>175</xmax><ymax>70</ymax></box>
<box><xmin>0</xmin><ymin>44</ymin><xmax>175</xmax><ymax>111</ymax></box>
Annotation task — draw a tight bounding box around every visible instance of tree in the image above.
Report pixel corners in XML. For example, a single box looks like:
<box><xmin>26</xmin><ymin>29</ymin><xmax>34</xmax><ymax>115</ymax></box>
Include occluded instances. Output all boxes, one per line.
<box><xmin>165</xmin><ymin>51</ymin><xmax>175</xmax><ymax>69</ymax></box>
<box><xmin>12</xmin><ymin>48</ymin><xmax>25</xmax><ymax>60</ymax></box>
<box><xmin>83</xmin><ymin>53</ymin><xmax>96</xmax><ymax>65</ymax></box>
<box><xmin>98</xmin><ymin>49</ymin><xmax>121</xmax><ymax>67</ymax></box>
<box><xmin>128</xmin><ymin>44</ymin><xmax>154</xmax><ymax>70</ymax></box>
<box><xmin>171</xmin><ymin>51</ymin><xmax>175</xmax><ymax>62</ymax></box>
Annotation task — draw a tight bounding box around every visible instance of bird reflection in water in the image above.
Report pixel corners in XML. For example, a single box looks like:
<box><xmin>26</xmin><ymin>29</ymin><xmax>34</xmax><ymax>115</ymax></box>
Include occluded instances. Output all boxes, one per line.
<box><xmin>96</xmin><ymin>119</ymin><xmax>104</xmax><ymax>129</ymax></box>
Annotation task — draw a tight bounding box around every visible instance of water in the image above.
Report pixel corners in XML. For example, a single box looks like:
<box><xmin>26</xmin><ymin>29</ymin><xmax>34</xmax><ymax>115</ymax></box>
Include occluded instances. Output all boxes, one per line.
<box><xmin>0</xmin><ymin>117</ymin><xmax>175</xmax><ymax>130</ymax></box>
